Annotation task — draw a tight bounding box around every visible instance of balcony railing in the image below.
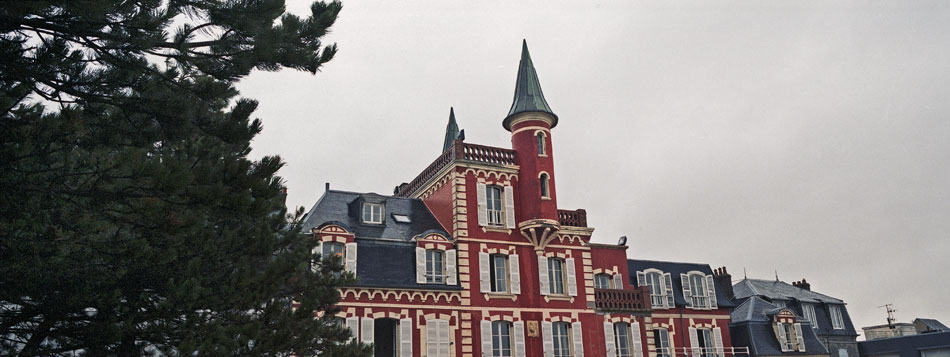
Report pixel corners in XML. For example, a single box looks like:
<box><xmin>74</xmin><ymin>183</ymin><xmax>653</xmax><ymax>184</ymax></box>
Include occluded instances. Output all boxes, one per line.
<box><xmin>593</xmin><ymin>286</ymin><xmax>651</xmax><ymax>314</ymax></box>
<box><xmin>395</xmin><ymin>140</ymin><xmax>516</xmax><ymax>197</ymax></box>
<box><xmin>667</xmin><ymin>347</ymin><xmax>751</xmax><ymax>357</ymax></box>
<box><xmin>557</xmin><ymin>209</ymin><xmax>588</xmax><ymax>227</ymax></box>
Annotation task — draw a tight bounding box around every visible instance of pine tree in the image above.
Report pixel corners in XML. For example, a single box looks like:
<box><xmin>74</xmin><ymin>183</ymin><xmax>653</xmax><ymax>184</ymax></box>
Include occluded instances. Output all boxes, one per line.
<box><xmin>0</xmin><ymin>1</ymin><xmax>370</xmax><ymax>355</ymax></box>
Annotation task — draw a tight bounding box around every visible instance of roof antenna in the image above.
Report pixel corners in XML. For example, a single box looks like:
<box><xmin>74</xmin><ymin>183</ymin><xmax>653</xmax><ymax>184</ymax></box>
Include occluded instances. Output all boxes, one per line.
<box><xmin>743</xmin><ymin>267</ymin><xmax>747</xmax><ymax>279</ymax></box>
<box><xmin>878</xmin><ymin>304</ymin><xmax>897</xmax><ymax>329</ymax></box>
<box><xmin>775</xmin><ymin>270</ymin><xmax>780</xmax><ymax>281</ymax></box>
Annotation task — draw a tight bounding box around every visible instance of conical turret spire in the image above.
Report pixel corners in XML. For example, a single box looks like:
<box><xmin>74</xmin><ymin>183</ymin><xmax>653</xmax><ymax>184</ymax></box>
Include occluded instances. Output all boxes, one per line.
<box><xmin>442</xmin><ymin>107</ymin><xmax>460</xmax><ymax>152</ymax></box>
<box><xmin>503</xmin><ymin>40</ymin><xmax>557</xmax><ymax>131</ymax></box>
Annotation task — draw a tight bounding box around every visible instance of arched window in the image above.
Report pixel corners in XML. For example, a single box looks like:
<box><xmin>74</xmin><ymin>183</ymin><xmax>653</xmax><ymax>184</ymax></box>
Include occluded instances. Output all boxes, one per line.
<box><xmin>536</xmin><ymin>132</ymin><xmax>546</xmax><ymax>155</ymax></box>
<box><xmin>539</xmin><ymin>173</ymin><xmax>550</xmax><ymax>198</ymax></box>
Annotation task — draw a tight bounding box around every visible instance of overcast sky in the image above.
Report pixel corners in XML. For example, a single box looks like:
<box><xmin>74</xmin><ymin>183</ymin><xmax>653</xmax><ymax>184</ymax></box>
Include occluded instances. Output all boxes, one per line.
<box><xmin>238</xmin><ymin>0</ymin><xmax>950</xmax><ymax>337</ymax></box>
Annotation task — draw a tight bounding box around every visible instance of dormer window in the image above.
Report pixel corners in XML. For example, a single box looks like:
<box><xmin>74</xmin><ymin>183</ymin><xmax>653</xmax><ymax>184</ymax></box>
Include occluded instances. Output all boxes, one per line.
<box><xmin>362</xmin><ymin>203</ymin><xmax>383</xmax><ymax>224</ymax></box>
<box><xmin>681</xmin><ymin>271</ymin><xmax>718</xmax><ymax>310</ymax></box>
<box><xmin>536</xmin><ymin>132</ymin><xmax>546</xmax><ymax>155</ymax></box>
<box><xmin>539</xmin><ymin>173</ymin><xmax>550</xmax><ymax>198</ymax></box>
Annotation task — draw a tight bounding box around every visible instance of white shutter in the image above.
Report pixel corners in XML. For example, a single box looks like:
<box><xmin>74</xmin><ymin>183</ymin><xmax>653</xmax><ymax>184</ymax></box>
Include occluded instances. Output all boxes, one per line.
<box><xmin>688</xmin><ymin>327</ymin><xmax>700</xmax><ymax>357</ymax></box>
<box><xmin>538</xmin><ymin>255</ymin><xmax>550</xmax><ymax>295</ymax></box>
<box><xmin>311</xmin><ymin>242</ymin><xmax>322</xmax><ymax>273</ymax></box>
<box><xmin>361</xmin><ymin>317</ymin><xmax>374</xmax><ymax>344</ymax></box>
<box><xmin>344</xmin><ymin>242</ymin><xmax>358</xmax><ymax>274</ymax></box>
<box><xmin>794</xmin><ymin>323</ymin><xmax>806</xmax><ymax>352</ymax></box>
<box><xmin>631</xmin><ymin>321</ymin><xmax>644</xmax><ymax>357</ymax></box>
<box><xmin>636</xmin><ymin>271</ymin><xmax>646</xmax><ymax>287</ymax></box>
<box><xmin>438</xmin><ymin>320</ymin><xmax>450</xmax><ymax>357</ymax></box>
<box><xmin>777</xmin><ymin>323</ymin><xmax>790</xmax><ymax>352</ymax></box>
<box><xmin>713</xmin><ymin>327</ymin><xmax>724</xmax><ymax>357</ymax></box>
<box><xmin>542</xmin><ymin>321</ymin><xmax>554</xmax><ymax>357</ymax></box>
<box><xmin>477</xmin><ymin>183</ymin><xmax>488</xmax><ymax>226</ymax></box>
<box><xmin>416</xmin><ymin>247</ymin><xmax>427</xmax><ymax>284</ymax></box>
<box><xmin>566</xmin><ymin>258</ymin><xmax>578</xmax><ymax>296</ymax></box>
<box><xmin>510</xmin><ymin>254</ymin><xmax>521</xmax><ymax>295</ymax></box>
<box><xmin>479</xmin><ymin>252</ymin><xmax>491</xmax><ymax>292</ymax></box>
<box><xmin>446</xmin><ymin>249</ymin><xmax>457</xmax><ymax>285</ymax></box>
<box><xmin>604</xmin><ymin>322</ymin><xmax>617</xmax><ymax>357</ymax></box>
<box><xmin>681</xmin><ymin>274</ymin><xmax>693</xmax><ymax>308</ymax></box>
<box><xmin>664</xmin><ymin>273</ymin><xmax>675</xmax><ymax>308</ymax></box>
<box><xmin>400</xmin><ymin>318</ymin><xmax>413</xmax><ymax>357</ymax></box>
<box><xmin>614</xmin><ymin>274</ymin><xmax>624</xmax><ymax>289</ymax></box>
<box><xmin>706</xmin><ymin>275</ymin><xmax>718</xmax><ymax>309</ymax></box>
<box><xmin>572</xmin><ymin>321</ymin><xmax>584</xmax><ymax>357</ymax></box>
<box><xmin>514</xmin><ymin>321</ymin><xmax>526</xmax><ymax>357</ymax></box>
<box><xmin>481</xmin><ymin>320</ymin><xmax>493</xmax><ymax>357</ymax></box>
<box><xmin>504</xmin><ymin>185</ymin><xmax>516</xmax><ymax>229</ymax></box>
<box><xmin>427</xmin><ymin>320</ymin><xmax>438</xmax><ymax>357</ymax></box>
<box><xmin>346</xmin><ymin>317</ymin><xmax>359</xmax><ymax>342</ymax></box>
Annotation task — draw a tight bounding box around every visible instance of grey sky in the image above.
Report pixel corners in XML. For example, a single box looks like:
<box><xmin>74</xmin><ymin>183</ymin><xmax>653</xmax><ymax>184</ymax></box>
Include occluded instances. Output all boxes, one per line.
<box><xmin>238</xmin><ymin>0</ymin><xmax>950</xmax><ymax>338</ymax></box>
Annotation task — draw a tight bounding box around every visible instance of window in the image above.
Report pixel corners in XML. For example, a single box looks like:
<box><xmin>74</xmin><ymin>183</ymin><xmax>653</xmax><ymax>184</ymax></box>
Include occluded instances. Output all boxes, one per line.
<box><xmin>552</xmin><ymin>322</ymin><xmax>572</xmax><ymax>357</ymax></box>
<box><xmin>689</xmin><ymin>274</ymin><xmax>708</xmax><ymax>309</ymax></box>
<box><xmin>773</xmin><ymin>300</ymin><xmax>786</xmax><ymax>308</ymax></box>
<box><xmin>490</xmin><ymin>254</ymin><xmax>509</xmax><ymax>293</ymax></box>
<box><xmin>838</xmin><ymin>349</ymin><xmax>848</xmax><ymax>357</ymax></box>
<box><xmin>830</xmin><ymin>305</ymin><xmax>845</xmax><ymax>329</ymax></box>
<box><xmin>696</xmin><ymin>328</ymin><xmax>715</xmax><ymax>357</ymax></box>
<box><xmin>653</xmin><ymin>329</ymin><xmax>671</xmax><ymax>357</ymax></box>
<box><xmin>614</xmin><ymin>322</ymin><xmax>632</xmax><ymax>357</ymax></box>
<box><xmin>362</xmin><ymin>203</ymin><xmax>383</xmax><ymax>223</ymax></box>
<box><xmin>323</xmin><ymin>242</ymin><xmax>344</xmax><ymax>277</ymax></box>
<box><xmin>486</xmin><ymin>186</ymin><xmax>504</xmax><ymax>226</ymax></box>
<box><xmin>537</xmin><ymin>132</ymin><xmax>546</xmax><ymax>155</ymax></box>
<box><xmin>547</xmin><ymin>258</ymin><xmax>566</xmax><ymax>295</ymax></box>
<box><xmin>426</xmin><ymin>250</ymin><xmax>445</xmax><ymax>284</ymax></box>
<box><xmin>645</xmin><ymin>272</ymin><xmax>665</xmax><ymax>308</ymax></box>
<box><xmin>594</xmin><ymin>273</ymin><xmax>613</xmax><ymax>289</ymax></box>
<box><xmin>801</xmin><ymin>304</ymin><xmax>817</xmax><ymax>328</ymax></box>
<box><xmin>779</xmin><ymin>323</ymin><xmax>795</xmax><ymax>351</ymax></box>
<box><xmin>392</xmin><ymin>214</ymin><xmax>411</xmax><ymax>223</ymax></box>
<box><xmin>491</xmin><ymin>321</ymin><xmax>512</xmax><ymax>357</ymax></box>
<box><xmin>540</xmin><ymin>173</ymin><xmax>550</xmax><ymax>198</ymax></box>
<box><xmin>427</xmin><ymin>319</ymin><xmax>450</xmax><ymax>357</ymax></box>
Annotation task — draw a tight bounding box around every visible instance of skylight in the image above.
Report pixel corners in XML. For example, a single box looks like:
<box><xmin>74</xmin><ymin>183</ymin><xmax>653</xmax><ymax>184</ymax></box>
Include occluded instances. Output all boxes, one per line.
<box><xmin>392</xmin><ymin>214</ymin><xmax>411</xmax><ymax>223</ymax></box>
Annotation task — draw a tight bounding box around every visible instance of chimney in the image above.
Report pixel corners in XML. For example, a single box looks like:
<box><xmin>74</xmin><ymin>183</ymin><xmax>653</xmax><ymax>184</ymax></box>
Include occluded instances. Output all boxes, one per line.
<box><xmin>713</xmin><ymin>266</ymin><xmax>735</xmax><ymax>301</ymax></box>
<box><xmin>792</xmin><ymin>278</ymin><xmax>811</xmax><ymax>291</ymax></box>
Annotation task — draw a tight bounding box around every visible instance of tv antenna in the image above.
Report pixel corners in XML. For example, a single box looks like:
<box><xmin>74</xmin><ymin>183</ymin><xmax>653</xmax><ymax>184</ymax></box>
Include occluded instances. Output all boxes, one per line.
<box><xmin>878</xmin><ymin>304</ymin><xmax>896</xmax><ymax>328</ymax></box>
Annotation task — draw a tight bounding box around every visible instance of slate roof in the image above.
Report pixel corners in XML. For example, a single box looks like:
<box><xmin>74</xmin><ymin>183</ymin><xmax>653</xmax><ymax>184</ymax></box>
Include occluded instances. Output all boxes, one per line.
<box><xmin>730</xmin><ymin>297</ymin><xmax>829</xmax><ymax>357</ymax></box>
<box><xmin>626</xmin><ymin>259</ymin><xmax>736</xmax><ymax>308</ymax></box>
<box><xmin>734</xmin><ymin>279</ymin><xmax>844</xmax><ymax>304</ymax></box>
<box><xmin>301</xmin><ymin>190</ymin><xmax>459</xmax><ymax>290</ymax></box>
<box><xmin>914</xmin><ymin>318</ymin><xmax>949</xmax><ymax>332</ymax></box>
<box><xmin>301</xmin><ymin>190</ymin><xmax>449</xmax><ymax>241</ymax></box>
<box><xmin>503</xmin><ymin>40</ymin><xmax>557</xmax><ymax>131</ymax></box>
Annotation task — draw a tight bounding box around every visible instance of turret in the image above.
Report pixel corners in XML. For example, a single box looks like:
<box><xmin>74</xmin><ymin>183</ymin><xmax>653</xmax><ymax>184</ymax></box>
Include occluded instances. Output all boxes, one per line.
<box><xmin>505</xmin><ymin>40</ymin><xmax>559</xmax><ymax>224</ymax></box>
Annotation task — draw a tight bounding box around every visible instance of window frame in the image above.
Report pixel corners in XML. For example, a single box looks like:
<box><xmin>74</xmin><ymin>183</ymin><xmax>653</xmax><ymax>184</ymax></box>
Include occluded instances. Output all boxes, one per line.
<box><xmin>594</xmin><ymin>273</ymin><xmax>613</xmax><ymax>289</ymax></box>
<box><xmin>425</xmin><ymin>249</ymin><xmax>445</xmax><ymax>284</ymax></box>
<box><xmin>552</xmin><ymin>321</ymin><xmax>572</xmax><ymax>357</ymax></box>
<box><xmin>688</xmin><ymin>273</ymin><xmax>709</xmax><ymax>309</ymax></box>
<box><xmin>547</xmin><ymin>257</ymin><xmax>566</xmax><ymax>295</ymax></box>
<box><xmin>539</xmin><ymin>173</ymin><xmax>550</xmax><ymax>198</ymax></box>
<box><xmin>830</xmin><ymin>305</ymin><xmax>845</xmax><ymax>330</ymax></box>
<box><xmin>491</xmin><ymin>321</ymin><xmax>513</xmax><ymax>357</ymax></box>
<box><xmin>645</xmin><ymin>271</ymin><xmax>665</xmax><ymax>308</ymax></box>
<box><xmin>653</xmin><ymin>328</ymin><xmax>671</xmax><ymax>357</ymax></box>
<box><xmin>489</xmin><ymin>254</ymin><xmax>509</xmax><ymax>293</ymax></box>
<box><xmin>361</xmin><ymin>202</ymin><xmax>384</xmax><ymax>224</ymax></box>
<box><xmin>614</xmin><ymin>322</ymin><xmax>633</xmax><ymax>357</ymax></box>
<box><xmin>801</xmin><ymin>304</ymin><xmax>818</xmax><ymax>328</ymax></box>
<box><xmin>485</xmin><ymin>185</ymin><xmax>505</xmax><ymax>226</ymax></box>
<box><xmin>536</xmin><ymin>131</ymin><xmax>546</xmax><ymax>156</ymax></box>
<box><xmin>697</xmin><ymin>328</ymin><xmax>715</xmax><ymax>357</ymax></box>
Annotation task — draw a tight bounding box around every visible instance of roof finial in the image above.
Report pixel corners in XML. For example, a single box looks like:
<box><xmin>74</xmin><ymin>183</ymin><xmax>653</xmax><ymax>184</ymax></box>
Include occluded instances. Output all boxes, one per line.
<box><xmin>743</xmin><ymin>267</ymin><xmax>747</xmax><ymax>279</ymax></box>
<box><xmin>775</xmin><ymin>270</ymin><xmax>780</xmax><ymax>281</ymax></box>
<box><xmin>442</xmin><ymin>107</ymin><xmax>460</xmax><ymax>152</ymax></box>
<box><xmin>503</xmin><ymin>40</ymin><xmax>557</xmax><ymax>131</ymax></box>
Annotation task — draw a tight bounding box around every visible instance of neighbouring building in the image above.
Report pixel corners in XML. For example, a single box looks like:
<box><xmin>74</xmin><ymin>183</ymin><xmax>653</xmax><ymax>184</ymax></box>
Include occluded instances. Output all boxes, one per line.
<box><xmin>862</xmin><ymin>318</ymin><xmax>949</xmax><ymax>341</ymax></box>
<box><xmin>626</xmin><ymin>260</ymin><xmax>743</xmax><ymax>357</ymax></box>
<box><xmin>730</xmin><ymin>279</ymin><xmax>859</xmax><ymax>357</ymax></box>
<box><xmin>729</xmin><ymin>296</ymin><xmax>829</xmax><ymax>357</ymax></box>
<box><xmin>299</xmin><ymin>41</ymin><xmax>755</xmax><ymax>357</ymax></box>
<box><xmin>857</xmin><ymin>331</ymin><xmax>950</xmax><ymax>357</ymax></box>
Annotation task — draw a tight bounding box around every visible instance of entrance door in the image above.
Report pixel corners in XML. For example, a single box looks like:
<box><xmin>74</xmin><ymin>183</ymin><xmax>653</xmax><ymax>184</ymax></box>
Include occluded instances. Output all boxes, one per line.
<box><xmin>374</xmin><ymin>318</ymin><xmax>398</xmax><ymax>357</ymax></box>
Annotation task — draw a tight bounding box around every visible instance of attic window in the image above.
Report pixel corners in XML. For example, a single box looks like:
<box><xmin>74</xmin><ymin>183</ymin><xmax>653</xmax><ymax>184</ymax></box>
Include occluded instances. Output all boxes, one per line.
<box><xmin>392</xmin><ymin>214</ymin><xmax>411</xmax><ymax>223</ymax></box>
<box><xmin>362</xmin><ymin>203</ymin><xmax>383</xmax><ymax>224</ymax></box>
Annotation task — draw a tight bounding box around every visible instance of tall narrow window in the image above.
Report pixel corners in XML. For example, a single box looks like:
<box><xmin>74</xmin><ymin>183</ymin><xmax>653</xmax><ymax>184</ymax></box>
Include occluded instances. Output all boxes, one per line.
<box><xmin>802</xmin><ymin>304</ymin><xmax>817</xmax><ymax>328</ymax></box>
<box><xmin>646</xmin><ymin>272</ymin><xmax>665</xmax><ymax>307</ymax></box>
<box><xmin>552</xmin><ymin>322</ymin><xmax>571</xmax><ymax>357</ymax></box>
<box><xmin>697</xmin><ymin>328</ymin><xmax>715</xmax><ymax>357</ymax></box>
<box><xmin>689</xmin><ymin>274</ymin><xmax>708</xmax><ymax>309</ymax></box>
<box><xmin>486</xmin><ymin>186</ymin><xmax>504</xmax><ymax>226</ymax></box>
<box><xmin>540</xmin><ymin>173</ymin><xmax>550</xmax><ymax>198</ymax></box>
<box><xmin>322</xmin><ymin>242</ymin><xmax>344</xmax><ymax>277</ymax></box>
<box><xmin>830</xmin><ymin>305</ymin><xmax>845</xmax><ymax>329</ymax></box>
<box><xmin>594</xmin><ymin>273</ymin><xmax>612</xmax><ymax>289</ymax></box>
<box><xmin>489</xmin><ymin>254</ymin><xmax>509</xmax><ymax>293</ymax></box>
<box><xmin>653</xmin><ymin>329</ymin><xmax>671</xmax><ymax>357</ymax></box>
<box><xmin>426</xmin><ymin>250</ymin><xmax>445</xmax><ymax>284</ymax></box>
<box><xmin>491</xmin><ymin>321</ymin><xmax>513</xmax><ymax>357</ymax></box>
<box><xmin>536</xmin><ymin>132</ymin><xmax>546</xmax><ymax>155</ymax></box>
<box><xmin>547</xmin><ymin>258</ymin><xmax>565</xmax><ymax>295</ymax></box>
<box><xmin>614</xmin><ymin>322</ymin><xmax>632</xmax><ymax>357</ymax></box>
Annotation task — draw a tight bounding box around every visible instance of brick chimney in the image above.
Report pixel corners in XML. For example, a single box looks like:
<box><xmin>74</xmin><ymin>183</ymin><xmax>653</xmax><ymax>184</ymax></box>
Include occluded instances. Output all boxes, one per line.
<box><xmin>792</xmin><ymin>278</ymin><xmax>811</xmax><ymax>291</ymax></box>
<box><xmin>713</xmin><ymin>266</ymin><xmax>735</xmax><ymax>301</ymax></box>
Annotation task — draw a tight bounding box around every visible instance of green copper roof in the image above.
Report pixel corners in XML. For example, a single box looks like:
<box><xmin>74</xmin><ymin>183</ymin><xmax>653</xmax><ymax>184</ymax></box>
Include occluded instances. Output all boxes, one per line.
<box><xmin>503</xmin><ymin>40</ymin><xmax>558</xmax><ymax>131</ymax></box>
<box><xmin>442</xmin><ymin>107</ymin><xmax>459</xmax><ymax>152</ymax></box>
